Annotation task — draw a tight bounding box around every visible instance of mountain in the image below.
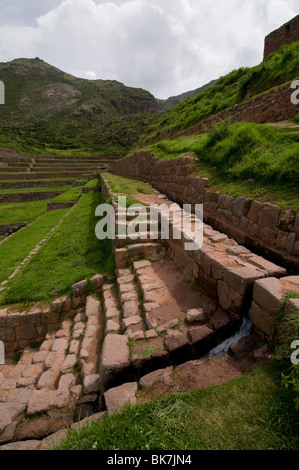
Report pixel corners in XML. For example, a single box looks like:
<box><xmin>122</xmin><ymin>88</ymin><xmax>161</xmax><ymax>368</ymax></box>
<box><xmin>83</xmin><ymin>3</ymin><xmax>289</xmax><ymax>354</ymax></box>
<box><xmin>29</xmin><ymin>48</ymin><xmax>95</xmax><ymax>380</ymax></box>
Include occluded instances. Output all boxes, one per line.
<box><xmin>0</xmin><ymin>58</ymin><xmax>159</xmax><ymax>156</ymax></box>
<box><xmin>156</xmin><ymin>79</ymin><xmax>217</xmax><ymax>112</ymax></box>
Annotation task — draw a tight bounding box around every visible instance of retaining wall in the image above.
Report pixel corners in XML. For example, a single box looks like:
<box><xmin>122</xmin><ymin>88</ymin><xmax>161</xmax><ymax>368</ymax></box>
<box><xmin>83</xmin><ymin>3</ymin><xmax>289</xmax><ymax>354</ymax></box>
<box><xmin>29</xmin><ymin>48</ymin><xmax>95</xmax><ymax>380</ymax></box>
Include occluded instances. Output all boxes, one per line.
<box><xmin>0</xmin><ymin>308</ymin><xmax>62</xmax><ymax>354</ymax></box>
<box><xmin>0</xmin><ymin>276</ymin><xmax>103</xmax><ymax>355</ymax></box>
<box><xmin>111</xmin><ymin>152</ymin><xmax>299</xmax><ymax>272</ymax></box>
<box><xmin>47</xmin><ymin>201</ymin><xmax>75</xmax><ymax>212</ymax></box>
<box><xmin>264</xmin><ymin>15</ymin><xmax>299</xmax><ymax>59</ymax></box>
<box><xmin>0</xmin><ymin>223</ymin><xmax>29</xmax><ymax>237</ymax></box>
<box><xmin>173</xmin><ymin>80</ymin><xmax>299</xmax><ymax>140</ymax></box>
<box><xmin>0</xmin><ymin>191</ymin><xmax>63</xmax><ymax>204</ymax></box>
<box><xmin>0</xmin><ymin>172</ymin><xmax>94</xmax><ymax>181</ymax></box>
<box><xmin>0</xmin><ymin>180</ymin><xmax>82</xmax><ymax>190</ymax></box>
<box><xmin>252</xmin><ymin>276</ymin><xmax>299</xmax><ymax>340</ymax></box>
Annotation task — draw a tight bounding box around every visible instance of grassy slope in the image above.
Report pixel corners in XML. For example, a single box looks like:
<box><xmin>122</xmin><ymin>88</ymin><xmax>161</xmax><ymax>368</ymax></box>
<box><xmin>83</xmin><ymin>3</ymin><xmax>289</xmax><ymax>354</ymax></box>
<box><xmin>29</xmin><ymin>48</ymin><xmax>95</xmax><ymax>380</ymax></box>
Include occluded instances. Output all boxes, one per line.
<box><xmin>55</xmin><ymin>365</ymin><xmax>298</xmax><ymax>451</ymax></box>
<box><xmin>0</xmin><ymin>58</ymin><xmax>158</xmax><ymax>156</ymax></box>
<box><xmin>0</xmin><ymin>191</ymin><xmax>114</xmax><ymax>305</ymax></box>
<box><xmin>102</xmin><ymin>173</ymin><xmax>154</xmax><ymax>207</ymax></box>
<box><xmin>102</xmin><ymin>173</ymin><xmax>154</xmax><ymax>196</ymax></box>
<box><xmin>51</xmin><ymin>186</ymin><xmax>82</xmax><ymax>202</ymax></box>
<box><xmin>0</xmin><ymin>185</ymin><xmax>72</xmax><ymax>194</ymax></box>
<box><xmin>141</xmin><ymin>41</ymin><xmax>299</xmax><ymax>144</ymax></box>
<box><xmin>143</xmin><ymin>121</ymin><xmax>299</xmax><ymax>210</ymax></box>
<box><xmin>0</xmin><ymin>208</ymin><xmax>68</xmax><ymax>283</ymax></box>
<box><xmin>0</xmin><ymin>200</ymin><xmax>51</xmax><ymax>224</ymax></box>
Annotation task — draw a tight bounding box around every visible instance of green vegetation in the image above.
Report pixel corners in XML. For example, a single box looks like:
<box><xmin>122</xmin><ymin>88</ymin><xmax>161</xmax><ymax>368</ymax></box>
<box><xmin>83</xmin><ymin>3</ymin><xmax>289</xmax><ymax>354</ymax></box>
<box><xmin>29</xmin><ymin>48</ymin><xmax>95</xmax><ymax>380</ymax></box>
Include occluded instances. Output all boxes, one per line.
<box><xmin>0</xmin><ymin>185</ymin><xmax>72</xmax><ymax>194</ymax></box>
<box><xmin>0</xmin><ymin>200</ymin><xmax>51</xmax><ymax>224</ymax></box>
<box><xmin>0</xmin><ymin>58</ymin><xmax>158</xmax><ymax>156</ymax></box>
<box><xmin>143</xmin><ymin>121</ymin><xmax>299</xmax><ymax>210</ymax></box>
<box><xmin>0</xmin><ymin>208</ymin><xmax>68</xmax><ymax>283</ymax></box>
<box><xmin>51</xmin><ymin>186</ymin><xmax>82</xmax><ymax>202</ymax></box>
<box><xmin>0</xmin><ymin>192</ymin><xmax>114</xmax><ymax>305</ymax></box>
<box><xmin>54</xmin><ymin>365</ymin><xmax>298</xmax><ymax>450</ymax></box>
<box><xmin>84</xmin><ymin>178</ymin><xmax>101</xmax><ymax>188</ymax></box>
<box><xmin>102</xmin><ymin>173</ymin><xmax>154</xmax><ymax>196</ymax></box>
<box><xmin>141</xmin><ymin>41</ymin><xmax>299</xmax><ymax>143</ymax></box>
<box><xmin>275</xmin><ymin>292</ymin><xmax>299</xmax><ymax>411</ymax></box>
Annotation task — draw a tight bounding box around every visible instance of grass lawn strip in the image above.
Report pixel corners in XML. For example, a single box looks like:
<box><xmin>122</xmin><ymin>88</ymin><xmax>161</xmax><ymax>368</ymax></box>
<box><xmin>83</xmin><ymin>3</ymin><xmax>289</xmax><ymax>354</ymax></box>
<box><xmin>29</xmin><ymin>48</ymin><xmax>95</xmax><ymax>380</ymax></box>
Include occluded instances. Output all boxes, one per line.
<box><xmin>0</xmin><ymin>208</ymin><xmax>68</xmax><ymax>284</ymax></box>
<box><xmin>0</xmin><ymin>200</ymin><xmax>52</xmax><ymax>224</ymax></box>
<box><xmin>0</xmin><ymin>191</ymin><xmax>114</xmax><ymax>305</ymax></box>
<box><xmin>54</xmin><ymin>365</ymin><xmax>298</xmax><ymax>450</ymax></box>
<box><xmin>142</xmin><ymin>121</ymin><xmax>299</xmax><ymax>211</ymax></box>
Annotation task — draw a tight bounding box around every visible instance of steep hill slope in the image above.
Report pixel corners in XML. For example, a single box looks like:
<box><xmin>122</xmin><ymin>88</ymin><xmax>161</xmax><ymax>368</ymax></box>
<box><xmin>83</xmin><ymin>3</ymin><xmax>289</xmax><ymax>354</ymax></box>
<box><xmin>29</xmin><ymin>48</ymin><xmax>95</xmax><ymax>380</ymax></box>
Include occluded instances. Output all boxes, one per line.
<box><xmin>0</xmin><ymin>58</ymin><xmax>159</xmax><ymax>156</ymax></box>
<box><xmin>140</xmin><ymin>41</ymin><xmax>299</xmax><ymax>145</ymax></box>
<box><xmin>156</xmin><ymin>79</ymin><xmax>217</xmax><ymax>112</ymax></box>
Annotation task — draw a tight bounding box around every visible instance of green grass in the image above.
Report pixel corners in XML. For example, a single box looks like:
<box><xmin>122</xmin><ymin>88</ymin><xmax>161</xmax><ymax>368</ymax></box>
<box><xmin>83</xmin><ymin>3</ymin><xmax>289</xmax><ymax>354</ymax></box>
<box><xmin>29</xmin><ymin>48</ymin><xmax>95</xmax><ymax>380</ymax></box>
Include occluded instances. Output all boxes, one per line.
<box><xmin>141</xmin><ymin>41</ymin><xmax>299</xmax><ymax>143</ymax></box>
<box><xmin>84</xmin><ymin>178</ymin><xmax>101</xmax><ymax>188</ymax></box>
<box><xmin>0</xmin><ymin>192</ymin><xmax>114</xmax><ymax>305</ymax></box>
<box><xmin>54</xmin><ymin>365</ymin><xmax>298</xmax><ymax>450</ymax></box>
<box><xmin>0</xmin><ymin>200</ymin><xmax>51</xmax><ymax>224</ymax></box>
<box><xmin>0</xmin><ymin>208</ymin><xmax>68</xmax><ymax>283</ymax></box>
<box><xmin>0</xmin><ymin>58</ymin><xmax>158</xmax><ymax>156</ymax></box>
<box><xmin>0</xmin><ymin>185</ymin><xmax>72</xmax><ymax>194</ymax></box>
<box><xmin>51</xmin><ymin>186</ymin><xmax>82</xmax><ymax>202</ymax></box>
<box><xmin>143</xmin><ymin>121</ymin><xmax>299</xmax><ymax>210</ymax></box>
<box><xmin>102</xmin><ymin>173</ymin><xmax>154</xmax><ymax>196</ymax></box>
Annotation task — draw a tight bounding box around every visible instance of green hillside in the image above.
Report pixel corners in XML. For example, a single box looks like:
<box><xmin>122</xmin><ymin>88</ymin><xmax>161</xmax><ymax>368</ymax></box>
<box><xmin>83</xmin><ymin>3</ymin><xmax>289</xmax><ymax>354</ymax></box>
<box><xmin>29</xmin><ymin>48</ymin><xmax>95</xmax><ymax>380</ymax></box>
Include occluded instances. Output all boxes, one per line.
<box><xmin>140</xmin><ymin>41</ymin><xmax>299</xmax><ymax>144</ymax></box>
<box><xmin>0</xmin><ymin>58</ymin><xmax>159</xmax><ymax>156</ymax></box>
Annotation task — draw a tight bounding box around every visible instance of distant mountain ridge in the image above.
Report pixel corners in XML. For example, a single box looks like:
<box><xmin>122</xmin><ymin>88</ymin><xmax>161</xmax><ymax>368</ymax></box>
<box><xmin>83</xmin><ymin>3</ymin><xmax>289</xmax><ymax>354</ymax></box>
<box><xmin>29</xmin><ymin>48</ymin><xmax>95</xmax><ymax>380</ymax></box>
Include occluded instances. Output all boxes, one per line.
<box><xmin>156</xmin><ymin>79</ymin><xmax>218</xmax><ymax>112</ymax></box>
<box><xmin>0</xmin><ymin>57</ymin><xmax>219</xmax><ymax>156</ymax></box>
<box><xmin>0</xmin><ymin>58</ymin><xmax>159</xmax><ymax>156</ymax></box>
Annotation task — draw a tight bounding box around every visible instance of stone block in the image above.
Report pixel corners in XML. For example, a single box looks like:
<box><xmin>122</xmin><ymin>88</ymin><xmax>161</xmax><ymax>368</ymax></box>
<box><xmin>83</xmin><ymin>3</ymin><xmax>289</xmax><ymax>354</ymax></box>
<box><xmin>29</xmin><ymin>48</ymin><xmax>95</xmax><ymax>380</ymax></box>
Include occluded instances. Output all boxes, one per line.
<box><xmin>6</xmin><ymin>314</ymin><xmax>19</xmax><ymax>328</ymax></box>
<box><xmin>104</xmin><ymin>382</ymin><xmax>137</xmax><ymax>415</ymax></box>
<box><xmin>85</xmin><ymin>296</ymin><xmax>101</xmax><ymax>317</ymax></box>
<box><xmin>224</xmin><ymin>266</ymin><xmax>266</xmax><ymax>296</ymax></box>
<box><xmin>186</xmin><ymin>309</ymin><xmax>205</xmax><ymax>325</ymax></box>
<box><xmin>253</xmin><ymin>277</ymin><xmax>282</xmax><ymax>314</ymax></box>
<box><xmin>251</xmin><ymin>301</ymin><xmax>275</xmax><ymax>338</ymax></box>
<box><xmin>122</xmin><ymin>315</ymin><xmax>141</xmax><ymax>331</ymax></box>
<box><xmin>91</xmin><ymin>274</ymin><xmax>104</xmax><ymax>291</ymax></box>
<box><xmin>100</xmin><ymin>334</ymin><xmax>130</xmax><ymax>390</ymax></box>
<box><xmin>165</xmin><ymin>330</ymin><xmax>189</xmax><ymax>353</ymax></box>
<box><xmin>15</xmin><ymin>324</ymin><xmax>37</xmax><ymax>342</ymax></box>
<box><xmin>257</xmin><ymin>205</ymin><xmax>280</xmax><ymax>229</ymax></box>
<box><xmin>139</xmin><ymin>367</ymin><xmax>174</xmax><ymax>389</ymax></box>
<box><xmin>27</xmin><ymin>390</ymin><xmax>69</xmax><ymax>415</ymax></box>
<box><xmin>189</xmin><ymin>325</ymin><xmax>214</xmax><ymax>345</ymax></box>
<box><xmin>71</xmin><ymin>280</ymin><xmax>88</xmax><ymax>297</ymax></box>
<box><xmin>83</xmin><ymin>374</ymin><xmax>101</xmax><ymax>395</ymax></box>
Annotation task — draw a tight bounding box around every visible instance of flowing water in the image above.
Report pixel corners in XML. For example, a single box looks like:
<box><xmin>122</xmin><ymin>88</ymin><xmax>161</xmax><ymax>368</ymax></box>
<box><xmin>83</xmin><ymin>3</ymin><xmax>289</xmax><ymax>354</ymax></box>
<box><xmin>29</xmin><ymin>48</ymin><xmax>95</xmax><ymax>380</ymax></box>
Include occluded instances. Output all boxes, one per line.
<box><xmin>202</xmin><ymin>310</ymin><xmax>252</xmax><ymax>359</ymax></box>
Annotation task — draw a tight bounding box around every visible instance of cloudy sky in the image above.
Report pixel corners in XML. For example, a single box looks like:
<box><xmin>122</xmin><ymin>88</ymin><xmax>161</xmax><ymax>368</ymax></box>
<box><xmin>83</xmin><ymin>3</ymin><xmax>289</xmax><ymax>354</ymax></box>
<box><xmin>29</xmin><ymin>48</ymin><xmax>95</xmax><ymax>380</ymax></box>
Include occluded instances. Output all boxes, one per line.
<box><xmin>0</xmin><ymin>0</ymin><xmax>297</xmax><ymax>98</ymax></box>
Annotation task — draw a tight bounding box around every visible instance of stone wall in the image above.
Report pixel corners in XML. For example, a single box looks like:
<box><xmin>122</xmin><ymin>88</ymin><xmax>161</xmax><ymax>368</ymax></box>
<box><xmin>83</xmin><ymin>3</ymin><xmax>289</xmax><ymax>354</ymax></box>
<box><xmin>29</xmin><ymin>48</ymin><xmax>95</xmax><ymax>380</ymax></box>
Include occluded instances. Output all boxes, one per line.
<box><xmin>100</xmin><ymin>175</ymin><xmax>287</xmax><ymax>320</ymax></box>
<box><xmin>174</xmin><ymin>80</ymin><xmax>299</xmax><ymax>140</ymax></box>
<box><xmin>0</xmin><ymin>180</ymin><xmax>82</xmax><ymax>190</ymax></box>
<box><xmin>47</xmin><ymin>201</ymin><xmax>75</xmax><ymax>212</ymax></box>
<box><xmin>0</xmin><ymin>276</ymin><xmax>103</xmax><ymax>355</ymax></box>
<box><xmin>252</xmin><ymin>276</ymin><xmax>299</xmax><ymax>340</ymax></box>
<box><xmin>0</xmin><ymin>172</ymin><xmax>90</xmax><ymax>181</ymax></box>
<box><xmin>0</xmin><ymin>308</ymin><xmax>62</xmax><ymax>354</ymax></box>
<box><xmin>264</xmin><ymin>15</ymin><xmax>299</xmax><ymax>59</ymax></box>
<box><xmin>0</xmin><ymin>223</ymin><xmax>29</xmax><ymax>237</ymax></box>
<box><xmin>111</xmin><ymin>152</ymin><xmax>299</xmax><ymax>272</ymax></box>
<box><xmin>0</xmin><ymin>191</ymin><xmax>63</xmax><ymax>204</ymax></box>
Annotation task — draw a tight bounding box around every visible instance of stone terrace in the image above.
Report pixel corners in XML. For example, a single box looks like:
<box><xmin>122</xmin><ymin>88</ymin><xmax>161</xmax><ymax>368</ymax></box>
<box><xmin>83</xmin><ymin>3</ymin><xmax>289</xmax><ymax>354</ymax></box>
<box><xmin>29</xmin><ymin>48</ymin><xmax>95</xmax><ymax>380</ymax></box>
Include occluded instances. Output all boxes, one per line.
<box><xmin>0</xmin><ymin>174</ymin><xmax>297</xmax><ymax>449</ymax></box>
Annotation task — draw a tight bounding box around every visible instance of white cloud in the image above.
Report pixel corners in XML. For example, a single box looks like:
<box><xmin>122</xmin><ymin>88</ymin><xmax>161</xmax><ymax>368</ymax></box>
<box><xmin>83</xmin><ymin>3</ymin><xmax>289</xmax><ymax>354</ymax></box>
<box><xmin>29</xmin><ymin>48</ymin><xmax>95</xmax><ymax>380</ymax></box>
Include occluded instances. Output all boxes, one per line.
<box><xmin>0</xmin><ymin>0</ymin><xmax>298</xmax><ymax>98</ymax></box>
